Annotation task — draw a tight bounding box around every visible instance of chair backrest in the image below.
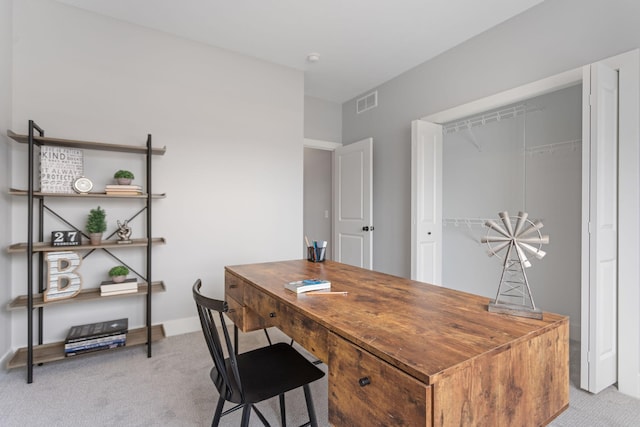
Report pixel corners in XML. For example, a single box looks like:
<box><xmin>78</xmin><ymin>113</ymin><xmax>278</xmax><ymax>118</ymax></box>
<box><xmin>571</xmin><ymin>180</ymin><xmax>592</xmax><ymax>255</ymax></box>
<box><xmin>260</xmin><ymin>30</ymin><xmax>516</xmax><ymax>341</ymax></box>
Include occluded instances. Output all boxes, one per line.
<box><xmin>192</xmin><ymin>279</ymin><xmax>244</xmax><ymax>401</ymax></box>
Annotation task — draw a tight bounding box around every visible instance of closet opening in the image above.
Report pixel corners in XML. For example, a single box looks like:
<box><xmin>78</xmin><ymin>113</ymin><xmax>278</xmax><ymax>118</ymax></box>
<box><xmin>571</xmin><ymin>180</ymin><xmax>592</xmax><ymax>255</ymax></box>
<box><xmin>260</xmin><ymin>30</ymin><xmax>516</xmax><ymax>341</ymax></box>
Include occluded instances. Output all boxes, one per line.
<box><xmin>441</xmin><ymin>84</ymin><xmax>582</xmax><ymax>339</ymax></box>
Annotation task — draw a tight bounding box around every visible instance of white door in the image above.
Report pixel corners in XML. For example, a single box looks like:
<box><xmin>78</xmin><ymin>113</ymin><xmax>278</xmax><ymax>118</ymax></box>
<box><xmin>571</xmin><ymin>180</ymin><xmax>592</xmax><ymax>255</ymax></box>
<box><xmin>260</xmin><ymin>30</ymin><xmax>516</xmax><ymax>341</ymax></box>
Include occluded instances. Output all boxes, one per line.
<box><xmin>333</xmin><ymin>138</ymin><xmax>373</xmax><ymax>269</ymax></box>
<box><xmin>581</xmin><ymin>62</ymin><xmax>619</xmax><ymax>393</ymax></box>
<box><xmin>411</xmin><ymin>120</ymin><xmax>443</xmax><ymax>285</ymax></box>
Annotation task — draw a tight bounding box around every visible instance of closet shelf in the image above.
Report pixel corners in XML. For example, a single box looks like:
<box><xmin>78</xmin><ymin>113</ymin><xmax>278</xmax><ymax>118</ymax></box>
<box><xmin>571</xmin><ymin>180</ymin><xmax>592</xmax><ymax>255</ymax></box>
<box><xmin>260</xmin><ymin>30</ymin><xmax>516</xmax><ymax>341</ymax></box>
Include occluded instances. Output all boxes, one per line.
<box><xmin>443</xmin><ymin>218</ymin><xmax>491</xmax><ymax>227</ymax></box>
<box><xmin>525</xmin><ymin>139</ymin><xmax>581</xmax><ymax>156</ymax></box>
<box><xmin>444</xmin><ymin>104</ymin><xmax>542</xmax><ymax>134</ymax></box>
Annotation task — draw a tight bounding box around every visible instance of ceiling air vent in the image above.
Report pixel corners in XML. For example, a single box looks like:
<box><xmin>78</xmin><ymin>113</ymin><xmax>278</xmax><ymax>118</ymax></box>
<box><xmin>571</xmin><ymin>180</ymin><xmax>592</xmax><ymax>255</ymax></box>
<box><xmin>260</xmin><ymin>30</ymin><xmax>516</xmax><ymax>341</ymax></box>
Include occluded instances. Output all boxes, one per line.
<box><xmin>356</xmin><ymin>91</ymin><xmax>378</xmax><ymax>114</ymax></box>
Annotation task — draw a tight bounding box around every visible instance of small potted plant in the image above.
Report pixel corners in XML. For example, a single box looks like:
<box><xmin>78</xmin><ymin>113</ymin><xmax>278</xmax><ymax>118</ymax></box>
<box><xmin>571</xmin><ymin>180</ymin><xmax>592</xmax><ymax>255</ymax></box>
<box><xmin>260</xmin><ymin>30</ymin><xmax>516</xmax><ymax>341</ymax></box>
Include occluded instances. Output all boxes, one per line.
<box><xmin>86</xmin><ymin>206</ymin><xmax>107</xmax><ymax>245</ymax></box>
<box><xmin>108</xmin><ymin>265</ymin><xmax>130</xmax><ymax>283</ymax></box>
<box><xmin>114</xmin><ymin>170</ymin><xmax>135</xmax><ymax>185</ymax></box>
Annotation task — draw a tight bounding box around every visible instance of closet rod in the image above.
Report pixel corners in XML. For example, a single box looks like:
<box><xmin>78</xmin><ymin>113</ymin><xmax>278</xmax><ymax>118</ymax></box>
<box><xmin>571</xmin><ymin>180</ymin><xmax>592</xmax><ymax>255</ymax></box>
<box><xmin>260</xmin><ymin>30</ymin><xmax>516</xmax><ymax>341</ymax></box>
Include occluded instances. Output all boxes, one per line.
<box><xmin>443</xmin><ymin>218</ymin><xmax>491</xmax><ymax>228</ymax></box>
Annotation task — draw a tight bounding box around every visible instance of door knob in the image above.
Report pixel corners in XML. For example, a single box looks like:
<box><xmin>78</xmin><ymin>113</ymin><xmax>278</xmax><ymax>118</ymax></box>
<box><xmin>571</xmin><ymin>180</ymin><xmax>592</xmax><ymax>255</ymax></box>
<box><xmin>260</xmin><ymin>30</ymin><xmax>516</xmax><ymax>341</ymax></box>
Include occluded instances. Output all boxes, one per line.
<box><xmin>362</xmin><ymin>226</ymin><xmax>369</xmax><ymax>231</ymax></box>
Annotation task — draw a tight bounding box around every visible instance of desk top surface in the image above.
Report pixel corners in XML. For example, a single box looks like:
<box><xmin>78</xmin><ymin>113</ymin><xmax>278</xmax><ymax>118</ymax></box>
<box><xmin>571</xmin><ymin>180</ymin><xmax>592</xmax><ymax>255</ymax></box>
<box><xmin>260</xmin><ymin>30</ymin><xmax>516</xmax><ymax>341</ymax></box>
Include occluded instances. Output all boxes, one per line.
<box><xmin>225</xmin><ymin>259</ymin><xmax>567</xmax><ymax>384</ymax></box>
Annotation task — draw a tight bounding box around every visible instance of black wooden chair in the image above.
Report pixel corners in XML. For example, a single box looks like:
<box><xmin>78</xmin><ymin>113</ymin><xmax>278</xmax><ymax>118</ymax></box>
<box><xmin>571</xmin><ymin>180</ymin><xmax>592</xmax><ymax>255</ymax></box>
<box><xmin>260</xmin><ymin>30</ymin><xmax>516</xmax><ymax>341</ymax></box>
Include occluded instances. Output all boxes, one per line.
<box><xmin>193</xmin><ymin>280</ymin><xmax>325</xmax><ymax>427</ymax></box>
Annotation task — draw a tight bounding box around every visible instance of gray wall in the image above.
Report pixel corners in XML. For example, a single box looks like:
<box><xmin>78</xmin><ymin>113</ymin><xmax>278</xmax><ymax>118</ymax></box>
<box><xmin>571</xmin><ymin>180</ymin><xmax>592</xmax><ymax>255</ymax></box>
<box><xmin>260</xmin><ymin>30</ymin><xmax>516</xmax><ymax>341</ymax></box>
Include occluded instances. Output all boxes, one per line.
<box><xmin>304</xmin><ymin>96</ymin><xmax>342</xmax><ymax>143</ymax></box>
<box><xmin>0</xmin><ymin>0</ymin><xmax>12</xmax><ymax>362</ymax></box>
<box><xmin>9</xmin><ymin>0</ymin><xmax>304</xmax><ymax>345</ymax></box>
<box><xmin>342</xmin><ymin>0</ymin><xmax>640</xmax><ymax>278</ymax></box>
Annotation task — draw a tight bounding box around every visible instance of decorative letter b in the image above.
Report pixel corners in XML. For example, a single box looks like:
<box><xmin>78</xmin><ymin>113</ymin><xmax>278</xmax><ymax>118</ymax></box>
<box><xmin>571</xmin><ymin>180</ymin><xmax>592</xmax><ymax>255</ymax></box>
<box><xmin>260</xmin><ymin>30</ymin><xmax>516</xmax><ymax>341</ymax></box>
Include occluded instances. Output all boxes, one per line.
<box><xmin>44</xmin><ymin>251</ymin><xmax>83</xmax><ymax>301</ymax></box>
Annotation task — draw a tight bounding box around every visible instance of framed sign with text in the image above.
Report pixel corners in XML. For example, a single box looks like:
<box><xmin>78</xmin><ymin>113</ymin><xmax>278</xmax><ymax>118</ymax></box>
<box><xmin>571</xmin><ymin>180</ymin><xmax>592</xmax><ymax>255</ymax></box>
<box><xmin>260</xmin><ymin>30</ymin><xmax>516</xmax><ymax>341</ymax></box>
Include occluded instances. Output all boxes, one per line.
<box><xmin>40</xmin><ymin>146</ymin><xmax>84</xmax><ymax>194</ymax></box>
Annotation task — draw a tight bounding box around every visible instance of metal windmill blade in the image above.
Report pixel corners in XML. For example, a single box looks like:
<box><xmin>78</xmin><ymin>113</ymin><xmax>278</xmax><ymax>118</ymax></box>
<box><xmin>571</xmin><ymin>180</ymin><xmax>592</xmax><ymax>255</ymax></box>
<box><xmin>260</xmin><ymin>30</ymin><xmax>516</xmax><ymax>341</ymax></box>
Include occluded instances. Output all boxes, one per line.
<box><xmin>480</xmin><ymin>211</ymin><xmax>549</xmax><ymax>319</ymax></box>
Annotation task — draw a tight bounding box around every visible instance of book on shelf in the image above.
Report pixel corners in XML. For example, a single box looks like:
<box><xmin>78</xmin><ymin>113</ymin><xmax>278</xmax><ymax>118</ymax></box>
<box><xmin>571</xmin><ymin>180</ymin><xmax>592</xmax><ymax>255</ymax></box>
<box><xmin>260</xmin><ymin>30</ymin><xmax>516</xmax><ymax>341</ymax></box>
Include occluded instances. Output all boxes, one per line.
<box><xmin>105</xmin><ymin>191</ymin><xmax>143</xmax><ymax>195</ymax></box>
<box><xmin>105</xmin><ymin>184</ymin><xmax>143</xmax><ymax>195</ymax></box>
<box><xmin>284</xmin><ymin>279</ymin><xmax>331</xmax><ymax>294</ymax></box>
<box><xmin>65</xmin><ymin>341</ymin><xmax>126</xmax><ymax>357</ymax></box>
<box><xmin>64</xmin><ymin>333</ymin><xmax>127</xmax><ymax>351</ymax></box>
<box><xmin>105</xmin><ymin>191</ymin><xmax>142</xmax><ymax>195</ymax></box>
<box><xmin>101</xmin><ymin>288</ymin><xmax>138</xmax><ymax>296</ymax></box>
<box><xmin>105</xmin><ymin>184</ymin><xmax>142</xmax><ymax>190</ymax></box>
<box><xmin>65</xmin><ymin>318</ymin><xmax>128</xmax><ymax>344</ymax></box>
<box><xmin>100</xmin><ymin>278</ymin><xmax>138</xmax><ymax>296</ymax></box>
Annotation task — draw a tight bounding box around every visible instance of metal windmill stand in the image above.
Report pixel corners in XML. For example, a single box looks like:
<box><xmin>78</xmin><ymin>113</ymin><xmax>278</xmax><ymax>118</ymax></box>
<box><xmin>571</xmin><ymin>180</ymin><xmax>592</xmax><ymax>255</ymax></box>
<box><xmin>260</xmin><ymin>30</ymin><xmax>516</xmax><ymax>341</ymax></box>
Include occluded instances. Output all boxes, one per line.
<box><xmin>483</xmin><ymin>211</ymin><xmax>547</xmax><ymax>320</ymax></box>
<box><xmin>488</xmin><ymin>238</ymin><xmax>543</xmax><ymax>319</ymax></box>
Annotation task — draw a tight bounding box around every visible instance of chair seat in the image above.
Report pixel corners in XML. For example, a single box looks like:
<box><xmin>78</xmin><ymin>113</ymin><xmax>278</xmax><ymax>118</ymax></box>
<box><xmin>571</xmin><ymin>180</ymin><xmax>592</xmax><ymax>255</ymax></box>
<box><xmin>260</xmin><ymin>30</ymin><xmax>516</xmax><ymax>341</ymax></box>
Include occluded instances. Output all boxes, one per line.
<box><xmin>211</xmin><ymin>342</ymin><xmax>324</xmax><ymax>404</ymax></box>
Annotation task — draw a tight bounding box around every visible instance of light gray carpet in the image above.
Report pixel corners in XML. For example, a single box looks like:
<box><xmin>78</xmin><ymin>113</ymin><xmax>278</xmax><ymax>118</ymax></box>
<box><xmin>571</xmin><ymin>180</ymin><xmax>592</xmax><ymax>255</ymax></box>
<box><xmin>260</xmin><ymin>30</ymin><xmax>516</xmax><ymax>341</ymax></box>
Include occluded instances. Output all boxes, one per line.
<box><xmin>549</xmin><ymin>340</ymin><xmax>640</xmax><ymax>427</ymax></box>
<box><xmin>1</xmin><ymin>330</ymin><xmax>638</xmax><ymax>426</ymax></box>
<box><xmin>0</xmin><ymin>328</ymin><xmax>326</xmax><ymax>426</ymax></box>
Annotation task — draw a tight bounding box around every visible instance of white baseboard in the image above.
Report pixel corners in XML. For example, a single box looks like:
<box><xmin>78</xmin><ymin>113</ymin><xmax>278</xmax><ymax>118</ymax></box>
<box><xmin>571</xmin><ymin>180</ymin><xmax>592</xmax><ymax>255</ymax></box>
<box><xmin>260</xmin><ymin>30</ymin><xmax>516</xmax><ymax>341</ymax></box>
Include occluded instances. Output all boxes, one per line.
<box><xmin>161</xmin><ymin>316</ymin><xmax>201</xmax><ymax>337</ymax></box>
<box><xmin>163</xmin><ymin>312</ymin><xmax>241</xmax><ymax>337</ymax></box>
<box><xmin>0</xmin><ymin>350</ymin><xmax>11</xmax><ymax>372</ymax></box>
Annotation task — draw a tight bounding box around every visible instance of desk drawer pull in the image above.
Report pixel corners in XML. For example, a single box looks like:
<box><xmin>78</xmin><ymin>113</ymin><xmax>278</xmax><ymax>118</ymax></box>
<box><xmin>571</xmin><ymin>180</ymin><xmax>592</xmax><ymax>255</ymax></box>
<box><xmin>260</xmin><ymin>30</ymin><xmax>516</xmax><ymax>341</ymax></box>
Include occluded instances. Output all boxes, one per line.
<box><xmin>269</xmin><ymin>312</ymin><xmax>277</xmax><ymax>318</ymax></box>
<box><xmin>228</xmin><ymin>308</ymin><xmax>236</xmax><ymax>314</ymax></box>
<box><xmin>358</xmin><ymin>377</ymin><xmax>371</xmax><ymax>387</ymax></box>
<box><xmin>229</xmin><ymin>284</ymin><xmax>238</xmax><ymax>288</ymax></box>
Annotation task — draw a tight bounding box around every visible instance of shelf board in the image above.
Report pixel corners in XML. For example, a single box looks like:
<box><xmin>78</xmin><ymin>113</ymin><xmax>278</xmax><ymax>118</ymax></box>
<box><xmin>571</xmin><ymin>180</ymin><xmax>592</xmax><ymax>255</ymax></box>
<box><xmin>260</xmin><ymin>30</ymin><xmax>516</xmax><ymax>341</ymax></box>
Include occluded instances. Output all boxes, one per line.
<box><xmin>7</xmin><ymin>281</ymin><xmax>166</xmax><ymax>310</ymax></box>
<box><xmin>8</xmin><ymin>237</ymin><xmax>166</xmax><ymax>253</ymax></box>
<box><xmin>7</xmin><ymin>130</ymin><xmax>166</xmax><ymax>155</ymax></box>
<box><xmin>7</xmin><ymin>324</ymin><xmax>166</xmax><ymax>369</ymax></box>
<box><xmin>9</xmin><ymin>188</ymin><xmax>166</xmax><ymax>199</ymax></box>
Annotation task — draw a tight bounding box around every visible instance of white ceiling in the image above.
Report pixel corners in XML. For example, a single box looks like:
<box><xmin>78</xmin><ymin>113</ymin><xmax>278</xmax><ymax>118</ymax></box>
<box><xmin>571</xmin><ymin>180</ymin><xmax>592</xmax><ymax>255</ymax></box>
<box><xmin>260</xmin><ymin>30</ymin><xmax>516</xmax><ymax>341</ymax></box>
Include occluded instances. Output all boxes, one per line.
<box><xmin>57</xmin><ymin>0</ymin><xmax>543</xmax><ymax>104</ymax></box>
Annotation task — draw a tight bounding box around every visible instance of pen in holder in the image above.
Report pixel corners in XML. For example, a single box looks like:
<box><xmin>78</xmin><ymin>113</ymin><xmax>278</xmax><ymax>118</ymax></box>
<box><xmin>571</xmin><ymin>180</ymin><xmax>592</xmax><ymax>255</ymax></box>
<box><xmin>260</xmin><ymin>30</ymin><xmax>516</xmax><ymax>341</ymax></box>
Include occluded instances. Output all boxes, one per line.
<box><xmin>307</xmin><ymin>245</ymin><xmax>326</xmax><ymax>262</ymax></box>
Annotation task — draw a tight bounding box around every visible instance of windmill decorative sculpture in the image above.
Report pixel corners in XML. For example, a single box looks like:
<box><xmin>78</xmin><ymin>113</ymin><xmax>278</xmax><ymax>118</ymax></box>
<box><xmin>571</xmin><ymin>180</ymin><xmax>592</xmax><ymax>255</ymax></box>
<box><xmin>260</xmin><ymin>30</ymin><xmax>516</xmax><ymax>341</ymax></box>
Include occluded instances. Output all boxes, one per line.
<box><xmin>481</xmin><ymin>211</ymin><xmax>549</xmax><ymax>319</ymax></box>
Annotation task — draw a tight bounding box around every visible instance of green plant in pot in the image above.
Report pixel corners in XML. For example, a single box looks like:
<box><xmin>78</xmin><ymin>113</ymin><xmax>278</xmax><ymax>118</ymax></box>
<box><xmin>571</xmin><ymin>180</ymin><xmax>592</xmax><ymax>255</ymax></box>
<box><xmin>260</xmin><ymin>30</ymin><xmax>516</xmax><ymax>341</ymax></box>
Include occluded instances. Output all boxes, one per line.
<box><xmin>108</xmin><ymin>265</ymin><xmax>130</xmax><ymax>283</ymax></box>
<box><xmin>86</xmin><ymin>206</ymin><xmax>107</xmax><ymax>245</ymax></box>
<box><xmin>114</xmin><ymin>170</ymin><xmax>135</xmax><ymax>185</ymax></box>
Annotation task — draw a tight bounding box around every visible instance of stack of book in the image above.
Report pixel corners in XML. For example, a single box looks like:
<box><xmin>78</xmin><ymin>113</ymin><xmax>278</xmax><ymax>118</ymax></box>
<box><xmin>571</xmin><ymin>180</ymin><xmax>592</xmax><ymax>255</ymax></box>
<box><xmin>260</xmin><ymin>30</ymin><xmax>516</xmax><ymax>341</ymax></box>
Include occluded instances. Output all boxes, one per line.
<box><xmin>105</xmin><ymin>184</ymin><xmax>142</xmax><ymax>195</ymax></box>
<box><xmin>100</xmin><ymin>278</ymin><xmax>138</xmax><ymax>296</ymax></box>
<box><xmin>64</xmin><ymin>318</ymin><xmax>128</xmax><ymax>357</ymax></box>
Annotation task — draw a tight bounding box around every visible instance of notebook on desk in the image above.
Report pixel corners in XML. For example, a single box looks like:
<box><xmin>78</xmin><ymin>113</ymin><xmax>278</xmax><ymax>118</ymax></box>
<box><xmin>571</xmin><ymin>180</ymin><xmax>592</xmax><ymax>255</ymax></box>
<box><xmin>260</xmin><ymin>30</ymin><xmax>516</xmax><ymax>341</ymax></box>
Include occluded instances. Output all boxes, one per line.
<box><xmin>284</xmin><ymin>279</ymin><xmax>331</xmax><ymax>293</ymax></box>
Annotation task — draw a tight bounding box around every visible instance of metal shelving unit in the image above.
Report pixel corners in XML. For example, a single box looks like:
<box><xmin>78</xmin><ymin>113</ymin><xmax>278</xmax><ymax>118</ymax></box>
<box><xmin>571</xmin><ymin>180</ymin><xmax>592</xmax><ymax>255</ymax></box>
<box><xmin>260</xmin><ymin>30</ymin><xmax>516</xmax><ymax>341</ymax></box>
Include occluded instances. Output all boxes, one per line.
<box><xmin>6</xmin><ymin>121</ymin><xmax>167</xmax><ymax>383</ymax></box>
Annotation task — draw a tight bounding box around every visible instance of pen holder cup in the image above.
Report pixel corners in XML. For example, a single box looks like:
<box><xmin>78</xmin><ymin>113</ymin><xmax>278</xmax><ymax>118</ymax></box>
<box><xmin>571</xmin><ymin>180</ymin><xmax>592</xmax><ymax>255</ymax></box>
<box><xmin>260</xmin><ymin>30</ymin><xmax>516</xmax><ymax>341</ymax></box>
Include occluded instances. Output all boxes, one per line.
<box><xmin>307</xmin><ymin>246</ymin><xmax>326</xmax><ymax>262</ymax></box>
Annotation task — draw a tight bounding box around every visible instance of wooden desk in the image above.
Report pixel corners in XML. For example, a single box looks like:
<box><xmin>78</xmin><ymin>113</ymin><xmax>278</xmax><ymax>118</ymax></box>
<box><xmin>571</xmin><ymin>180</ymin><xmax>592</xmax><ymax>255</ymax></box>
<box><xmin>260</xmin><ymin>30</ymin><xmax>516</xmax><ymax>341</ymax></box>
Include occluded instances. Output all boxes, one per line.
<box><xmin>225</xmin><ymin>260</ymin><xmax>568</xmax><ymax>426</ymax></box>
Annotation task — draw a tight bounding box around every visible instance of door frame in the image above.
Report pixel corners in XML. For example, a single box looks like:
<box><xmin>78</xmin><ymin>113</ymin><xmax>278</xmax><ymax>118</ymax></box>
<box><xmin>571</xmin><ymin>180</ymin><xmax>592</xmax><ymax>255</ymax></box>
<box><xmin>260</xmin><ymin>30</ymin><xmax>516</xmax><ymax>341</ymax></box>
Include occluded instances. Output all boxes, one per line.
<box><xmin>303</xmin><ymin>138</ymin><xmax>342</xmax><ymax>258</ymax></box>
<box><xmin>304</xmin><ymin>138</ymin><xmax>342</xmax><ymax>151</ymax></box>
<box><xmin>419</xmin><ymin>49</ymin><xmax>640</xmax><ymax>398</ymax></box>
